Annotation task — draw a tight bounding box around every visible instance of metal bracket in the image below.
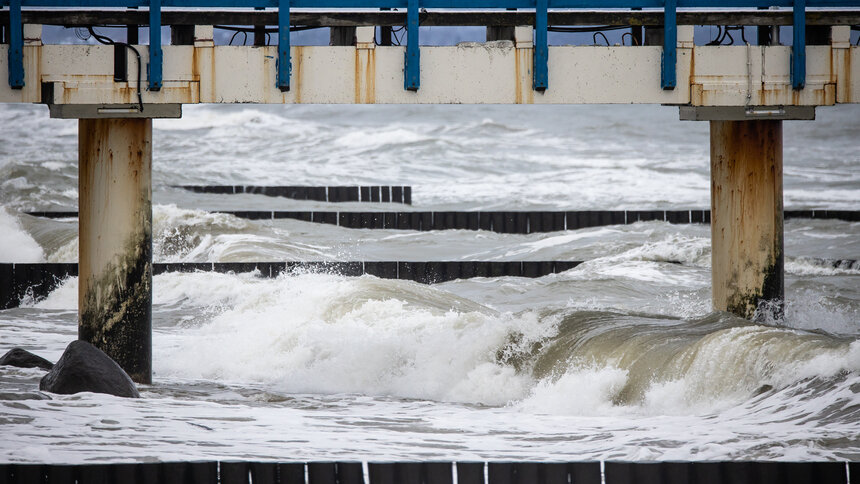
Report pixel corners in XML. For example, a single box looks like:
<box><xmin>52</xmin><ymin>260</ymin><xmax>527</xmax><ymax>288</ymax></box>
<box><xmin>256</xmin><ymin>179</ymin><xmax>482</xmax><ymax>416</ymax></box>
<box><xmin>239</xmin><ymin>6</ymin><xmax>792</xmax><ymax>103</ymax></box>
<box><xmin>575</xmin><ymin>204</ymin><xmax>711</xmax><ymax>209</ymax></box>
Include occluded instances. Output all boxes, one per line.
<box><xmin>661</xmin><ymin>0</ymin><xmax>677</xmax><ymax>90</ymax></box>
<box><xmin>148</xmin><ymin>0</ymin><xmax>162</xmax><ymax>91</ymax></box>
<box><xmin>792</xmin><ymin>0</ymin><xmax>806</xmax><ymax>89</ymax></box>
<box><xmin>7</xmin><ymin>0</ymin><xmax>24</xmax><ymax>88</ymax></box>
<box><xmin>278</xmin><ymin>0</ymin><xmax>290</xmax><ymax>91</ymax></box>
<box><xmin>534</xmin><ymin>0</ymin><xmax>548</xmax><ymax>91</ymax></box>
<box><xmin>404</xmin><ymin>0</ymin><xmax>419</xmax><ymax>91</ymax></box>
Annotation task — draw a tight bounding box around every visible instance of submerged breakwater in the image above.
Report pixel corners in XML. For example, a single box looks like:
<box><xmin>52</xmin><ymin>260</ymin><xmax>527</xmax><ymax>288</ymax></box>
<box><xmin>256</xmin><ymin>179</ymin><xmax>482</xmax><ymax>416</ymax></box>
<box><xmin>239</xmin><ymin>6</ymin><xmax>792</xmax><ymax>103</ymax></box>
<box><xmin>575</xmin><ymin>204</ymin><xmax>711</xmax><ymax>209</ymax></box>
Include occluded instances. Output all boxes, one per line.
<box><xmin>0</xmin><ymin>104</ymin><xmax>857</xmax><ymax>463</ymax></box>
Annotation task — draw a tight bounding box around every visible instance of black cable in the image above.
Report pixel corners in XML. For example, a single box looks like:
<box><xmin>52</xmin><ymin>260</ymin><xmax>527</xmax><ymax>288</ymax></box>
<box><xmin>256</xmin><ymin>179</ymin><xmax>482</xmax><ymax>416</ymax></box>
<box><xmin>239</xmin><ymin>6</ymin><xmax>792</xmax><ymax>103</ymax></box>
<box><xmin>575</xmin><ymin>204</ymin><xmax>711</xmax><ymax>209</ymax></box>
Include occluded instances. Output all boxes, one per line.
<box><xmin>706</xmin><ymin>25</ymin><xmax>722</xmax><ymax>45</ymax></box>
<box><xmin>548</xmin><ymin>25</ymin><xmax>631</xmax><ymax>33</ymax></box>
<box><xmin>592</xmin><ymin>31</ymin><xmax>609</xmax><ymax>46</ymax></box>
<box><xmin>391</xmin><ymin>26</ymin><xmax>405</xmax><ymax>46</ymax></box>
<box><xmin>621</xmin><ymin>31</ymin><xmax>639</xmax><ymax>46</ymax></box>
<box><xmin>214</xmin><ymin>25</ymin><xmax>322</xmax><ymax>33</ymax></box>
<box><xmin>88</xmin><ymin>27</ymin><xmax>144</xmax><ymax>112</ymax></box>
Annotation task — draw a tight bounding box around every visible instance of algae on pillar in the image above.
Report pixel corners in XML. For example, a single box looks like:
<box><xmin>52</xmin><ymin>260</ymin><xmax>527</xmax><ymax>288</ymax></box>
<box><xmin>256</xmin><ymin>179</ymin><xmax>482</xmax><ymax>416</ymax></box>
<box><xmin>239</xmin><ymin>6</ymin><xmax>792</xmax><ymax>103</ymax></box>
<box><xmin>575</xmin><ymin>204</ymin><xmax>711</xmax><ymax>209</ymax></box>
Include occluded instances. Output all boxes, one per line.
<box><xmin>78</xmin><ymin>118</ymin><xmax>152</xmax><ymax>384</ymax></box>
<box><xmin>710</xmin><ymin>120</ymin><xmax>784</xmax><ymax>321</ymax></box>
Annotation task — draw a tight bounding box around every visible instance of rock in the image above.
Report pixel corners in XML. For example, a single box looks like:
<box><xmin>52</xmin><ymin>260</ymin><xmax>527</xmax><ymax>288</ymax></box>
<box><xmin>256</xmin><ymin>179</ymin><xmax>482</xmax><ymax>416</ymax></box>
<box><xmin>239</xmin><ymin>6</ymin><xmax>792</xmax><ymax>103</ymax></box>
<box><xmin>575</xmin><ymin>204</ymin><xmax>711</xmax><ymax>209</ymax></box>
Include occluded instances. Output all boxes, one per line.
<box><xmin>39</xmin><ymin>340</ymin><xmax>140</xmax><ymax>398</ymax></box>
<box><xmin>0</xmin><ymin>348</ymin><xmax>54</xmax><ymax>370</ymax></box>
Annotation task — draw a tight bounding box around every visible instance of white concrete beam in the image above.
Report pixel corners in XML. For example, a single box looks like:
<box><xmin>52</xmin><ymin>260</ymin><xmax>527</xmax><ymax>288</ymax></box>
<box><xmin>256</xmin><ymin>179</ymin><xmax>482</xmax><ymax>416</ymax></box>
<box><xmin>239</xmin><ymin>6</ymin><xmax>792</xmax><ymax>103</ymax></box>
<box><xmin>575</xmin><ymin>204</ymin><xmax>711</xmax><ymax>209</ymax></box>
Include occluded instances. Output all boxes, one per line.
<box><xmin>1</xmin><ymin>43</ymin><xmax>856</xmax><ymax>106</ymax></box>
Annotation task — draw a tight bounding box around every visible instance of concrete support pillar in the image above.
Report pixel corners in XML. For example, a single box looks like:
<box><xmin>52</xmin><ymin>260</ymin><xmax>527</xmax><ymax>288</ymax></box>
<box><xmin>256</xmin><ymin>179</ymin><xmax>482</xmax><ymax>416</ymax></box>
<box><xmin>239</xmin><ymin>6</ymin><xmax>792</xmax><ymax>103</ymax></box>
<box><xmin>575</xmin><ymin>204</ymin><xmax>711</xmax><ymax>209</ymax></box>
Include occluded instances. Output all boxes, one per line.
<box><xmin>171</xmin><ymin>25</ymin><xmax>195</xmax><ymax>45</ymax></box>
<box><xmin>487</xmin><ymin>26</ymin><xmax>515</xmax><ymax>42</ymax></box>
<box><xmin>127</xmin><ymin>25</ymin><xmax>139</xmax><ymax>44</ymax></box>
<box><xmin>644</xmin><ymin>26</ymin><xmax>664</xmax><ymax>46</ymax></box>
<box><xmin>78</xmin><ymin>118</ymin><xmax>152</xmax><ymax>384</ymax></box>
<box><xmin>710</xmin><ymin>120</ymin><xmax>784</xmax><ymax>321</ymax></box>
<box><xmin>630</xmin><ymin>26</ymin><xmax>643</xmax><ymax>46</ymax></box>
<box><xmin>253</xmin><ymin>25</ymin><xmax>267</xmax><ymax>46</ymax></box>
<box><xmin>330</xmin><ymin>27</ymin><xmax>355</xmax><ymax>46</ymax></box>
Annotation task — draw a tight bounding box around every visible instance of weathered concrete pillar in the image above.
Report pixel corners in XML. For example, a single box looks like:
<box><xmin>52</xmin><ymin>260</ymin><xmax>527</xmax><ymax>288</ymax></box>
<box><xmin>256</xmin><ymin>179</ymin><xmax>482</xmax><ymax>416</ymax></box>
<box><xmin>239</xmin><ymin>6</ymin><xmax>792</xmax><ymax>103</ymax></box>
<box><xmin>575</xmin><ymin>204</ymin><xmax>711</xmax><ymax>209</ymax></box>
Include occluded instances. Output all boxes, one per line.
<box><xmin>78</xmin><ymin>118</ymin><xmax>152</xmax><ymax>384</ymax></box>
<box><xmin>487</xmin><ymin>26</ymin><xmax>515</xmax><ymax>42</ymax></box>
<box><xmin>710</xmin><ymin>120</ymin><xmax>784</xmax><ymax>321</ymax></box>
<box><xmin>330</xmin><ymin>27</ymin><xmax>355</xmax><ymax>46</ymax></box>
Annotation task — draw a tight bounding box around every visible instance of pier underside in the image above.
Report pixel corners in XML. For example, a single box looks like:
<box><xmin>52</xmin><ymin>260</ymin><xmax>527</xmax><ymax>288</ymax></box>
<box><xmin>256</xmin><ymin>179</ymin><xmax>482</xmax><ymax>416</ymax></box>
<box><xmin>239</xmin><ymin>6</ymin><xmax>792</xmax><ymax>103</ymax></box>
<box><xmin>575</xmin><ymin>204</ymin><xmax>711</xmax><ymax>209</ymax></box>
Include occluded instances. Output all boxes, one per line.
<box><xmin>2</xmin><ymin>8</ymin><xmax>858</xmax><ymax>376</ymax></box>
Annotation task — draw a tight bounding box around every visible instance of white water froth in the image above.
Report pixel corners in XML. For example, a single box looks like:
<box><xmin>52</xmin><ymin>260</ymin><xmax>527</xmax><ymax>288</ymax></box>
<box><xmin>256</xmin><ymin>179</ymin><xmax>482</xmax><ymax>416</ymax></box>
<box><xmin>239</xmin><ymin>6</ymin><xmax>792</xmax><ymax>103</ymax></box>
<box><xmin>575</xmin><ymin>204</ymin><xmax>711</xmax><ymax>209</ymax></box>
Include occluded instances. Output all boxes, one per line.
<box><xmin>0</xmin><ymin>207</ymin><xmax>44</xmax><ymax>262</ymax></box>
<box><xmin>154</xmin><ymin>272</ymin><xmax>548</xmax><ymax>405</ymax></box>
<box><xmin>29</xmin><ymin>269</ymin><xmax>859</xmax><ymax>417</ymax></box>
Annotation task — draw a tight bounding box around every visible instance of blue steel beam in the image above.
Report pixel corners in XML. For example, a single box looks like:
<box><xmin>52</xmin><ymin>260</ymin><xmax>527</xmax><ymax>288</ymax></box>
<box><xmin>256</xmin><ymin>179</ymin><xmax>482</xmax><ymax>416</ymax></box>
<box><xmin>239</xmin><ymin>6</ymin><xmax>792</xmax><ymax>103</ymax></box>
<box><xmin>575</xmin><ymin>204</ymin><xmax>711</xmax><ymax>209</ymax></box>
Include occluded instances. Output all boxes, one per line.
<box><xmin>662</xmin><ymin>0</ymin><xmax>676</xmax><ymax>90</ymax></box>
<box><xmin>534</xmin><ymin>0</ymin><xmax>548</xmax><ymax>91</ymax></box>
<box><xmin>7</xmin><ymin>0</ymin><xmax>23</xmax><ymax>88</ymax></box>
<box><xmin>148</xmin><ymin>0</ymin><xmax>162</xmax><ymax>90</ymax></box>
<box><xmin>4</xmin><ymin>0</ymin><xmax>859</xmax><ymax>94</ymax></box>
<box><xmin>404</xmin><ymin>0</ymin><xmax>419</xmax><ymax>90</ymax></box>
<box><xmin>278</xmin><ymin>0</ymin><xmax>290</xmax><ymax>91</ymax></box>
<box><xmin>792</xmin><ymin>0</ymin><xmax>806</xmax><ymax>89</ymax></box>
<box><xmin>7</xmin><ymin>0</ymin><xmax>860</xmax><ymax>8</ymax></box>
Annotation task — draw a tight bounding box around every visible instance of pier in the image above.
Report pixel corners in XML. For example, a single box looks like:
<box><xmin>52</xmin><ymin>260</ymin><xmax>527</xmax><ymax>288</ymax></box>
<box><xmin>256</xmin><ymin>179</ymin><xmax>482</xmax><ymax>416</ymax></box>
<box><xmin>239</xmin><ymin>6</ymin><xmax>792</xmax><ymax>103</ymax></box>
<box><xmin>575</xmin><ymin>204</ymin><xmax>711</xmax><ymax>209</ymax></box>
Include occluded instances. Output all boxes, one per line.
<box><xmin>2</xmin><ymin>0</ymin><xmax>858</xmax><ymax>386</ymax></box>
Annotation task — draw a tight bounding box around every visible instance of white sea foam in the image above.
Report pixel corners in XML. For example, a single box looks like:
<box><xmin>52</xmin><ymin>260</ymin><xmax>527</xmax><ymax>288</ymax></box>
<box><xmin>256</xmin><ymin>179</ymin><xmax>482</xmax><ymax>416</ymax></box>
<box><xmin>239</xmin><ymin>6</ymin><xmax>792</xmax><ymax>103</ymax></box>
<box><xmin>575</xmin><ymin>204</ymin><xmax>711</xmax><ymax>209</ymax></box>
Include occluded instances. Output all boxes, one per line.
<box><xmin>786</xmin><ymin>257</ymin><xmax>860</xmax><ymax>276</ymax></box>
<box><xmin>155</xmin><ymin>272</ymin><xmax>549</xmax><ymax>405</ymax></box>
<box><xmin>333</xmin><ymin>128</ymin><xmax>431</xmax><ymax>150</ymax></box>
<box><xmin>0</xmin><ymin>208</ymin><xmax>44</xmax><ymax>262</ymax></box>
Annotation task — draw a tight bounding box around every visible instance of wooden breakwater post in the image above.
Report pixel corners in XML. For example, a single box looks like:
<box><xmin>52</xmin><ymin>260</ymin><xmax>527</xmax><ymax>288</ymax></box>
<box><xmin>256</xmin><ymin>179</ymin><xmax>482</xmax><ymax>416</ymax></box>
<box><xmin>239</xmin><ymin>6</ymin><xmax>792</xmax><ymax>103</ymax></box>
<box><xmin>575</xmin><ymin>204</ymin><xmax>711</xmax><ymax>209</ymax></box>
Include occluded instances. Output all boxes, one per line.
<box><xmin>78</xmin><ymin>118</ymin><xmax>153</xmax><ymax>384</ymax></box>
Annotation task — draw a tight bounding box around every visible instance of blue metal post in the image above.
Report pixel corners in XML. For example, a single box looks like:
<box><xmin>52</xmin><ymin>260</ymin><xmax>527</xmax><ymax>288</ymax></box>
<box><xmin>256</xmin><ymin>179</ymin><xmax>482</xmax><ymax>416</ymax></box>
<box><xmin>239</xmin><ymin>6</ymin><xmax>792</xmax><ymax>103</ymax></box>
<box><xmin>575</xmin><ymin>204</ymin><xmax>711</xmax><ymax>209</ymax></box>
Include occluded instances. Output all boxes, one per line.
<box><xmin>404</xmin><ymin>0</ymin><xmax>419</xmax><ymax>90</ymax></box>
<box><xmin>534</xmin><ymin>0</ymin><xmax>548</xmax><ymax>91</ymax></box>
<box><xmin>148</xmin><ymin>0</ymin><xmax>162</xmax><ymax>90</ymax></box>
<box><xmin>8</xmin><ymin>0</ymin><xmax>24</xmax><ymax>88</ymax></box>
<box><xmin>792</xmin><ymin>0</ymin><xmax>806</xmax><ymax>89</ymax></box>
<box><xmin>661</xmin><ymin>0</ymin><xmax>676</xmax><ymax>90</ymax></box>
<box><xmin>278</xmin><ymin>0</ymin><xmax>290</xmax><ymax>91</ymax></box>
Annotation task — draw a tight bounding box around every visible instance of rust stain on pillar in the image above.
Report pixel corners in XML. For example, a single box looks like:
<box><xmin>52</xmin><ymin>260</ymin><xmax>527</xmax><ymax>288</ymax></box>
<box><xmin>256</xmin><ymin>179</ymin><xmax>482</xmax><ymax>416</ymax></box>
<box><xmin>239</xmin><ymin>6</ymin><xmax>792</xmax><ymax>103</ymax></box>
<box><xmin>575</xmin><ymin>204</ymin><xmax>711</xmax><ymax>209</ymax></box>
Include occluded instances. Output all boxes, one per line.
<box><xmin>710</xmin><ymin>120</ymin><xmax>784</xmax><ymax>321</ymax></box>
<box><xmin>78</xmin><ymin>118</ymin><xmax>152</xmax><ymax>384</ymax></box>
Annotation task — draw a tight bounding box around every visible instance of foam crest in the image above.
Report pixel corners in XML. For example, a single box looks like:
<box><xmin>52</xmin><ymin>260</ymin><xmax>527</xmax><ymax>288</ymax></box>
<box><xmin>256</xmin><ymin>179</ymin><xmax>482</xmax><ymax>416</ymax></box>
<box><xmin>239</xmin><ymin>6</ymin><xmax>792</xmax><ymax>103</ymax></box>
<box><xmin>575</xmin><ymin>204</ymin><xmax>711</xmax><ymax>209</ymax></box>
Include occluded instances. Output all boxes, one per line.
<box><xmin>155</xmin><ymin>106</ymin><xmax>316</xmax><ymax>135</ymax></box>
<box><xmin>602</xmin><ymin>231</ymin><xmax>711</xmax><ymax>267</ymax></box>
<box><xmin>156</xmin><ymin>272</ymin><xmax>552</xmax><ymax>405</ymax></box>
<box><xmin>0</xmin><ymin>208</ymin><xmax>45</xmax><ymax>263</ymax></box>
<box><xmin>334</xmin><ymin>128</ymin><xmax>431</xmax><ymax>150</ymax></box>
<box><xmin>518</xmin><ymin>365</ymin><xmax>630</xmax><ymax>415</ymax></box>
<box><xmin>786</xmin><ymin>257</ymin><xmax>860</xmax><ymax>276</ymax></box>
<box><xmin>640</xmin><ymin>326</ymin><xmax>859</xmax><ymax>415</ymax></box>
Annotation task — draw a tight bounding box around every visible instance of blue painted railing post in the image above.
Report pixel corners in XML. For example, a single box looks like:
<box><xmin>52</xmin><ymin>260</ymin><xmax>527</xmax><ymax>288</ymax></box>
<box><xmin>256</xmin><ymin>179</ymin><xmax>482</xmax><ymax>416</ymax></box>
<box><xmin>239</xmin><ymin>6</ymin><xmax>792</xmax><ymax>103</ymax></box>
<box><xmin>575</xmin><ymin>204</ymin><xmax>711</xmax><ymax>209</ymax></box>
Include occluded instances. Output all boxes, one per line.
<box><xmin>148</xmin><ymin>0</ymin><xmax>162</xmax><ymax>91</ymax></box>
<box><xmin>661</xmin><ymin>0</ymin><xmax>677</xmax><ymax>90</ymax></box>
<box><xmin>792</xmin><ymin>0</ymin><xmax>806</xmax><ymax>89</ymax></box>
<box><xmin>278</xmin><ymin>0</ymin><xmax>290</xmax><ymax>91</ymax></box>
<box><xmin>405</xmin><ymin>0</ymin><xmax>420</xmax><ymax>91</ymax></box>
<box><xmin>8</xmin><ymin>0</ymin><xmax>24</xmax><ymax>88</ymax></box>
<box><xmin>534</xmin><ymin>0</ymin><xmax>548</xmax><ymax>91</ymax></box>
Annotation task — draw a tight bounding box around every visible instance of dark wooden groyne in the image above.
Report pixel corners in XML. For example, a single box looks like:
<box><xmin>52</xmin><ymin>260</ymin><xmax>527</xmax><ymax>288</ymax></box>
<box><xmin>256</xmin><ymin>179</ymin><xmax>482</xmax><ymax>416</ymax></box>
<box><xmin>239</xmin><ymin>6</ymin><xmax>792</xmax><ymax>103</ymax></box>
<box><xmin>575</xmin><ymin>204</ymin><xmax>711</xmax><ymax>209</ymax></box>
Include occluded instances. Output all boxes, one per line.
<box><xmin>4</xmin><ymin>258</ymin><xmax>856</xmax><ymax>310</ymax></box>
<box><xmin>0</xmin><ymin>261</ymin><xmax>582</xmax><ymax>309</ymax></box>
<box><xmin>24</xmin><ymin>210</ymin><xmax>860</xmax><ymax>234</ymax></box>
<box><xmin>174</xmin><ymin>186</ymin><xmax>412</xmax><ymax>204</ymax></box>
<box><xmin>0</xmin><ymin>460</ymin><xmax>853</xmax><ymax>484</ymax></box>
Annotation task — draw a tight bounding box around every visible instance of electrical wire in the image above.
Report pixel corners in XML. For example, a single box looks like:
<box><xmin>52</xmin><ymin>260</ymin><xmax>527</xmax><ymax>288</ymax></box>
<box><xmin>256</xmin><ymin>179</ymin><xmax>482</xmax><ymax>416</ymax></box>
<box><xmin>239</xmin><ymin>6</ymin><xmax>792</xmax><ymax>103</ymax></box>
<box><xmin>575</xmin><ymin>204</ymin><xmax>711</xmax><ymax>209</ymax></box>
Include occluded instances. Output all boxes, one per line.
<box><xmin>707</xmin><ymin>25</ymin><xmax>748</xmax><ymax>46</ymax></box>
<box><xmin>391</xmin><ymin>26</ymin><xmax>405</xmax><ymax>46</ymax></box>
<box><xmin>621</xmin><ymin>31</ymin><xmax>639</xmax><ymax>46</ymax></box>
<box><xmin>548</xmin><ymin>25</ymin><xmax>631</xmax><ymax>33</ymax></box>
<box><xmin>214</xmin><ymin>25</ymin><xmax>322</xmax><ymax>33</ymax></box>
<box><xmin>87</xmin><ymin>27</ymin><xmax>144</xmax><ymax>112</ymax></box>
<box><xmin>592</xmin><ymin>31</ymin><xmax>609</xmax><ymax>46</ymax></box>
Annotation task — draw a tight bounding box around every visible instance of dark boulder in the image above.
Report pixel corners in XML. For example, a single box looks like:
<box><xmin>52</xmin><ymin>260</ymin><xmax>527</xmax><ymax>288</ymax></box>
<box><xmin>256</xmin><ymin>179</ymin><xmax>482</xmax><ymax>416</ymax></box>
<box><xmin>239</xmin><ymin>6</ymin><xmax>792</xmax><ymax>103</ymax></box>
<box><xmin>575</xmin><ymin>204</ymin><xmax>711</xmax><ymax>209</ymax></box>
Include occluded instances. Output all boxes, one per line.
<box><xmin>39</xmin><ymin>340</ymin><xmax>140</xmax><ymax>398</ymax></box>
<box><xmin>0</xmin><ymin>348</ymin><xmax>54</xmax><ymax>370</ymax></box>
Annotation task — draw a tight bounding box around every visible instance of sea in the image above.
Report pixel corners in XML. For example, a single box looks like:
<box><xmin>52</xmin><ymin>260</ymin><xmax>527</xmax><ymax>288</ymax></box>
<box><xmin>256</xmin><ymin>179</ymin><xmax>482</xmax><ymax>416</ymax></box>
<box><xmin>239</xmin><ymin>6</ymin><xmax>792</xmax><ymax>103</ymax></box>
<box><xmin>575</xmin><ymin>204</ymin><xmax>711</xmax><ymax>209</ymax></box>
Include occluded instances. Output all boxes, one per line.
<box><xmin>0</xmin><ymin>102</ymin><xmax>858</xmax><ymax>464</ymax></box>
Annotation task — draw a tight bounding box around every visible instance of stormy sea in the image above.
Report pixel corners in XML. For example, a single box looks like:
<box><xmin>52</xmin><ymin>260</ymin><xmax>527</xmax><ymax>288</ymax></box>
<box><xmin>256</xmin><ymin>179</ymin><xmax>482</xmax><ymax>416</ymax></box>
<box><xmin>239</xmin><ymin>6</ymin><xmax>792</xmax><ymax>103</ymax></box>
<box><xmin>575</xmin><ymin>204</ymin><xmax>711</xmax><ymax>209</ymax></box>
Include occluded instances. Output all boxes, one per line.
<box><xmin>0</xmin><ymin>103</ymin><xmax>858</xmax><ymax>463</ymax></box>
